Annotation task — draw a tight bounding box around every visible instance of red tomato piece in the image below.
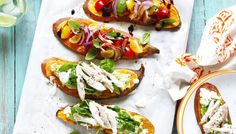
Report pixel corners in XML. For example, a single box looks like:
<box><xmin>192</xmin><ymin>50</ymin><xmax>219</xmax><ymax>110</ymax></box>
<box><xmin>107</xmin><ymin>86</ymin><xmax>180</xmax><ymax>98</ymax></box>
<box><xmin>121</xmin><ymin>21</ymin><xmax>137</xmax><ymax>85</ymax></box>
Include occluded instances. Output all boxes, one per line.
<box><xmin>114</xmin><ymin>40</ymin><xmax>122</xmax><ymax>48</ymax></box>
<box><xmin>123</xmin><ymin>46</ymin><xmax>136</xmax><ymax>58</ymax></box>
<box><xmin>95</xmin><ymin>0</ymin><xmax>106</xmax><ymax>11</ymax></box>
<box><xmin>156</xmin><ymin>7</ymin><xmax>170</xmax><ymax>21</ymax></box>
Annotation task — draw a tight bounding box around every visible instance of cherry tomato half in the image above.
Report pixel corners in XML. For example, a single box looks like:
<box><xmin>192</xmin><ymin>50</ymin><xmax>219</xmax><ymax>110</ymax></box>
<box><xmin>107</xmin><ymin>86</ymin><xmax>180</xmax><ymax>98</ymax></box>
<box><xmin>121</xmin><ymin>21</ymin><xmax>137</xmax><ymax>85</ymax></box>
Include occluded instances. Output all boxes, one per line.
<box><xmin>95</xmin><ymin>0</ymin><xmax>106</xmax><ymax>11</ymax></box>
<box><xmin>156</xmin><ymin>7</ymin><xmax>170</xmax><ymax>21</ymax></box>
<box><xmin>123</xmin><ymin>46</ymin><xmax>136</xmax><ymax>58</ymax></box>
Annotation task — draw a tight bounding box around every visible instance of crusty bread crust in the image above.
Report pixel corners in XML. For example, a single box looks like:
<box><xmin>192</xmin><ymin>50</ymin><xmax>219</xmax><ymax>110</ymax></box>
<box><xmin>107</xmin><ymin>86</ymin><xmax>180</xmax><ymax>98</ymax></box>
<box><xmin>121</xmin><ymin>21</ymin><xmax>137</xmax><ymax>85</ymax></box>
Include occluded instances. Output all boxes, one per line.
<box><xmin>53</xmin><ymin>17</ymin><xmax>160</xmax><ymax>60</ymax></box>
<box><xmin>83</xmin><ymin>0</ymin><xmax>181</xmax><ymax>30</ymax></box>
<box><xmin>56</xmin><ymin>106</ymin><xmax>155</xmax><ymax>134</ymax></box>
<box><xmin>194</xmin><ymin>83</ymin><xmax>230</xmax><ymax>133</ymax></box>
<box><xmin>41</xmin><ymin>57</ymin><xmax>145</xmax><ymax>99</ymax></box>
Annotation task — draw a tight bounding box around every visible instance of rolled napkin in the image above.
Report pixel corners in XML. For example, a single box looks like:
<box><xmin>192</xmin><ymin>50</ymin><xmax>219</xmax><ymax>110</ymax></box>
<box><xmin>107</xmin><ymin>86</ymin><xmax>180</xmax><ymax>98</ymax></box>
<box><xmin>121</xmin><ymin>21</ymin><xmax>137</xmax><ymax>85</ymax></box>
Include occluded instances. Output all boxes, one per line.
<box><xmin>166</xmin><ymin>5</ymin><xmax>236</xmax><ymax>101</ymax></box>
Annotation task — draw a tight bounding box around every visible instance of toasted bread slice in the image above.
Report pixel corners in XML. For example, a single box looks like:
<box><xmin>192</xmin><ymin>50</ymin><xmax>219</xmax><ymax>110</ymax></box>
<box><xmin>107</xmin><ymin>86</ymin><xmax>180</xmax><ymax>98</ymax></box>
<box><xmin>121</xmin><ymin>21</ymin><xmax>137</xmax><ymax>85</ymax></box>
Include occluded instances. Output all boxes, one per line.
<box><xmin>194</xmin><ymin>83</ymin><xmax>231</xmax><ymax>133</ymax></box>
<box><xmin>53</xmin><ymin>18</ymin><xmax>159</xmax><ymax>61</ymax></box>
<box><xmin>42</xmin><ymin>57</ymin><xmax>144</xmax><ymax>99</ymax></box>
<box><xmin>83</xmin><ymin>0</ymin><xmax>181</xmax><ymax>30</ymax></box>
<box><xmin>56</xmin><ymin>102</ymin><xmax>155</xmax><ymax>134</ymax></box>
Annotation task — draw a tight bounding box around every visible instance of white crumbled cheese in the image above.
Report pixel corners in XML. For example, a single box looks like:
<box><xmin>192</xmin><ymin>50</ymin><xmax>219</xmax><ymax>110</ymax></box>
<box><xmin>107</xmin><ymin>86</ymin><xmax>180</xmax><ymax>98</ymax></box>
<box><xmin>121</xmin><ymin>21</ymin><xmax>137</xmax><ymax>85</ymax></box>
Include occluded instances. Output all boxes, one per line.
<box><xmin>203</xmin><ymin>104</ymin><xmax>229</xmax><ymax>133</ymax></box>
<box><xmin>133</xmin><ymin>78</ymin><xmax>139</xmax><ymax>84</ymax></box>
<box><xmin>63</xmin><ymin>106</ymin><xmax>71</xmax><ymax>115</ymax></box>
<box><xmin>135</xmin><ymin>100</ymin><xmax>146</xmax><ymax>108</ymax></box>
<box><xmin>58</xmin><ymin>69</ymin><xmax>71</xmax><ymax>85</ymax></box>
<box><xmin>200</xmin><ymin>88</ymin><xmax>221</xmax><ymax>106</ymax></box>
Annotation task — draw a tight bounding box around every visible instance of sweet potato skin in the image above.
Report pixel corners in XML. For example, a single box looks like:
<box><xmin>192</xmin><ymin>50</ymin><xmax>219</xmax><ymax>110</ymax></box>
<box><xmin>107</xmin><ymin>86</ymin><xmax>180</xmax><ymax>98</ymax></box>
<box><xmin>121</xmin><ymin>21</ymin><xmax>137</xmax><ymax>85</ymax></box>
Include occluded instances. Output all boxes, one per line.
<box><xmin>56</xmin><ymin>106</ymin><xmax>155</xmax><ymax>134</ymax></box>
<box><xmin>83</xmin><ymin>0</ymin><xmax>181</xmax><ymax>30</ymax></box>
<box><xmin>194</xmin><ymin>83</ymin><xmax>230</xmax><ymax>133</ymax></box>
<box><xmin>41</xmin><ymin>57</ymin><xmax>145</xmax><ymax>99</ymax></box>
<box><xmin>53</xmin><ymin>17</ymin><xmax>160</xmax><ymax>60</ymax></box>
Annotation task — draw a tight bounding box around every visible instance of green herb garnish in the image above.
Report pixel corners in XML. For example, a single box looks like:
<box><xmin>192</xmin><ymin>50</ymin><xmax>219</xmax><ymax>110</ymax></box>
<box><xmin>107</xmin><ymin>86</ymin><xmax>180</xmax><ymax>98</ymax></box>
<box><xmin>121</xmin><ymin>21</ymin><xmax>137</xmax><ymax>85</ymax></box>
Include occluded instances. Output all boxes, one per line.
<box><xmin>106</xmin><ymin>32</ymin><xmax>123</xmax><ymax>40</ymax></box>
<box><xmin>68</xmin><ymin>20</ymin><xmax>80</xmax><ymax>32</ymax></box>
<box><xmin>160</xmin><ymin>18</ymin><xmax>176</xmax><ymax>27</ymax></box>
<box><xmin>92</xmin><ymin>39</ymin><xmax>102</xmax><ymax>48</ymax></box>
<box><xmin>99</xmin><ymin>59</ymin><xmax>115</xmax><ymax>73</ymax></box>
<box><xmin>117</xmin><ymin>0</ymin><xmax>127</xmax><ymax>17</ymax></box>
<box><xmin>139</xmin><ymin>32</ymin><xmax>150</xmax><ymax>45</ymax></box>
<box><xmin>85</xmin><ymin>47</ymin><xmax>100</xmax><ymax>60</ymax></box>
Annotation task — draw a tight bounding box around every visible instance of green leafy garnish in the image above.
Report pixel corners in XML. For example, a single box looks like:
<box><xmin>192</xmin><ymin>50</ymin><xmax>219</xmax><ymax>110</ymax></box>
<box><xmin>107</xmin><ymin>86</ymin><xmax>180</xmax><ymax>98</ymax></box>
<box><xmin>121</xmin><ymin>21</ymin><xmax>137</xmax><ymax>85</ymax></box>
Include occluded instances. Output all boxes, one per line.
<box><xmin>85</xmin><ymin>47</ymin><xmax>100</xmax><ymax>60</ymax></box>
<box><xmin>59</xmin><ymin>63</ymin><xmax>76</xmax><ymax>72</ymax></box>
<box><xmin>69</xmin><ymin>130</ymin><xmax>80</xmax><ymax>134</ymax></box>
<box><xmin>92</xmin><ymin>39</ymin><xmax>102</xmax><ymax>48</ymax></box>
<box><xmin>160</xmin><ymin>18</ymin><xmax>176</xmax><ymax>27</ymax></box>
<box><xmin>99</xmin><ymin>59</ymin><xmax>115</xmax><ymax>73</ymax></box>
<box><xmin>84</xmin><ymin>86</ymin><xmax>99</xmax><ymax>95</ymax></box>
<box><xmin>108</xmin><ymin>106</ymin><xmax>121</xmax><ymax>112</ymax></box>
<box><xmin>65</xmin><ymin>69</ymin><xmax>77</xmax><ymax>89</ymax></box>
<box><xmin>71</xmin><ymin>100</ymin><xmax>92</xmax><ymax>117</ymax></box>
<box><xmin>201</xmin><ymin>105</ymin><xmax>208</xmax><ymax>116</ymax></box>
<box><xmin>68</xmin><ymin>20</ymin><xmax>80</xmax><ymax>32</ymax></box>
<box><xmin>116</xmin><ymin>111</ymin><xmax>141</xmax><ymax>133</ymax></box>
<box><xmin>117</xmin><ymin>0</ymin><xmax>127</xmax><ymax>16</ymax></box>
<box><xmin>139</xmin><ymin>32</ymin><xmax>150</xmax><ymax>45</ymax></box>
<box><xmin>106</xmin><ymin>32</ymin><xmax>123</xmax><ymax>40</ymax></box>
<box><xmin>113</xmin><ymin>84</ymin><xmax>121</xmax><ymax>94</ymax></box>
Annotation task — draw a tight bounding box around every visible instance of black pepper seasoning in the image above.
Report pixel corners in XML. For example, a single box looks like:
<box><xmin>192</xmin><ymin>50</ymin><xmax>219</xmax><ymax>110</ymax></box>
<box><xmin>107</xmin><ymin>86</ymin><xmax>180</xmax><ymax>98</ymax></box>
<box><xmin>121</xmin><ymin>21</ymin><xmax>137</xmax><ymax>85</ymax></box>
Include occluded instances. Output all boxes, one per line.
<box><xmin>71</xmin><ymin>9</ymin><xmax>75</xmax><ymax>15</ymax></box>
<box><xmin>128</xmin><ymin>25</ymin><xmax>134</xmax><ymax>36</ymax></box>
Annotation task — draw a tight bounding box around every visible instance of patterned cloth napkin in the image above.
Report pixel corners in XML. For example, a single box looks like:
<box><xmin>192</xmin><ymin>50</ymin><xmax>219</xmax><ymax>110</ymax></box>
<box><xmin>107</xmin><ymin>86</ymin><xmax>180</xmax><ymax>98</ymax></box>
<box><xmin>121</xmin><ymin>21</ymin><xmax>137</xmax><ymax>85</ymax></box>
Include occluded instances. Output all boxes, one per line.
<box><xmin>166</xmin><ymin>5</ymin><xmax>236</xmax><ymax>101</ymax></box>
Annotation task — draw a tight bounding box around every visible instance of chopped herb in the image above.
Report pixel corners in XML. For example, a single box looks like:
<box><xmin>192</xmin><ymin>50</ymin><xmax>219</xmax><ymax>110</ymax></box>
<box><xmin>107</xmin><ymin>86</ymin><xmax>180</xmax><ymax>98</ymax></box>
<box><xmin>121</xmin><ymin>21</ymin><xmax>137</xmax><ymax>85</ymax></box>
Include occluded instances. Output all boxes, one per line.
<box><xmin>160</xmin><ymin>18</ymin><xmax>176</xmax><ymax>27</ymax></box>
<box><xmin>113</xmin><ymin>84</ymin><xmax>121</xmax><ymax>94</ymax></box>
<box><xmin>69</xmin><ymin>130</ymin><xmax>79</xmax><ymax>134</ymax></box>
<box><xmin>59</xmin><ymin>63</ymin><xmax>76</xmax><ymax>72</ymax></box>
<box><xmin>99</xmin><ymin>59</ymin><xmax>115</xmax><ymax>73</ymax></box>
<box><xmin>68</xmin><ymin>20</ymin><xmax>80</xmax><ymax>32</ymax></box>
<box><xmin>139</xmin><ymin>32</ymin><xmax>150</xmax><ymax>45</ymax></box>
<box><xmin>85</xmin><ymin>47</ymin><xmax>100</xmax><ymax>60</ymax></box>
<box><xmin>71</xmin><ymin>100</ymin><xmax>92</xmax><ymax>117</ymax></box>
<box><xmin>106</xmin><ymin>32</ymin><xmax>123</xmax><ymax>40</ymax></box>
<box><xmin>117</xmin><ymin>0</ymin><xmax>127</xmax><ymax>17</ymax></box>
<box><xmin>108</xmin><ymin>106</ymin><xmax>121</xmax><ymax>112</ymax></box>
<box><xmin>201</xmin><ymin>105</ymin><xmax>208</xmax><ymax>116</ymax></box>
<box><xmin>92</xmin><ymin>39</ymin><xmax>102</xmax><ymax>48</ymax></box>
<box><xmin>84</xmin><ymin>86</ymin><xmax>98</xmax><ymax>95</ymax></box>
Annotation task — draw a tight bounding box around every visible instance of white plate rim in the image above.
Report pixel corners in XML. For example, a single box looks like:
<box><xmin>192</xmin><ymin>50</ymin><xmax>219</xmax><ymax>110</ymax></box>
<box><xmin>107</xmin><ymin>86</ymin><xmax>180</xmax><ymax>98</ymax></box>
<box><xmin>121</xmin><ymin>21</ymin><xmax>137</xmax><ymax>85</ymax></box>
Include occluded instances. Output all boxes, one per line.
<box><xmin>176</xmin><ymin>70</ymin><xmax>236</xmax><ymax>134</ymax></box>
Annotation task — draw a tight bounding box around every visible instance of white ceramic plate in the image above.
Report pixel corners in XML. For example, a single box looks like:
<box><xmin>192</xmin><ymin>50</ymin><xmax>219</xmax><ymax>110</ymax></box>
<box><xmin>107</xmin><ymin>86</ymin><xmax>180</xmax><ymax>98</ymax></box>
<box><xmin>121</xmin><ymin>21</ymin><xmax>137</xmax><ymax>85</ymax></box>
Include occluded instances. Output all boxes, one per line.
<box><xmin>177</xmin><ymin>70</ymin><xmax>236</xmax><ymax>134</ymax></box>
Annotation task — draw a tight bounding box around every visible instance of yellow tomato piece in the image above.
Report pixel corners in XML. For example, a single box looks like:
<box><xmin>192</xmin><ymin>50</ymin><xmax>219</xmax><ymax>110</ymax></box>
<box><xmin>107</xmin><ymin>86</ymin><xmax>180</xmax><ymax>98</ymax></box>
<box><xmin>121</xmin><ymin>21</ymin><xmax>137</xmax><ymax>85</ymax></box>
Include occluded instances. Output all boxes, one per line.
<box><xmin>126</xmin><ymin>0</ymin><xmax>135</xmax><ymax>11</ymax></box>
<box><xmin>61</xmin><ymin>25</ymin><xmax>71</xmax><ymax>39</ymax></box>
<box><xmin>57</xmin><ymin>20</ymin><xmax>68</xmax><ymax>32</ymax></box>
<box><xmin>115</xmin><ymin>69</ymin><xmax>138</xmax><ymax>88</ymax></box>
<box><xmin>69</xmin><ymin>33</ymin><xmax>82</xmax><ymax>44</ymax></box>
<box><xmin>129</xmin><ymin>38</ymin><xmax>143</xmax><ymax>54</ymax></box>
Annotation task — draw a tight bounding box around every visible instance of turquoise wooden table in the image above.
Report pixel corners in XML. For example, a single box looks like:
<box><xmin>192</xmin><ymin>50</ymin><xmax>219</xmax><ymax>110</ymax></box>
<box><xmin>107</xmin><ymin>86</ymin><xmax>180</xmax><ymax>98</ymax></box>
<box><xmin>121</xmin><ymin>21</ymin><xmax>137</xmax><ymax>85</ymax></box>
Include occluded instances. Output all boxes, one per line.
<box><xmin>1</xmin><ymin>0</ymin><xmax>236</xmax><ymax>134</ymax></box>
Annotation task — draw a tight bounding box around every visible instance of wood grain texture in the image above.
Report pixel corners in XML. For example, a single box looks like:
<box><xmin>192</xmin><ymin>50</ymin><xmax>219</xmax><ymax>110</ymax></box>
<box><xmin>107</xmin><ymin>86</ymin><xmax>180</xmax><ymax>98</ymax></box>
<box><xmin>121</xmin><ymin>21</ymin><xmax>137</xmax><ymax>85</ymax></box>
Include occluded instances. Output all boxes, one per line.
<box><xmin>0</xmin><ymin>28</ymin><xmax>15</xmax><ymax>133</ymax></box>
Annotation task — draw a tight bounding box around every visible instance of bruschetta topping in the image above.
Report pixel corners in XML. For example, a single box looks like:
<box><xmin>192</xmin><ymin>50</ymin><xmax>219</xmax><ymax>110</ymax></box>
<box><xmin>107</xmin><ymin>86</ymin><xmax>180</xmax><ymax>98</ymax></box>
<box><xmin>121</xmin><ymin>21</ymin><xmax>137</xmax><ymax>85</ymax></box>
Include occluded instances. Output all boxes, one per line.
<box><xmin>62</xmin><ymin>100</ymin><xmax>147</xmax><ymax>134</ymax></box>
<box><xmin>57</xmin><ymin>19</ymin><xmax>156</xmax><ymax>60</ymax></box>
<box><xmin>50</xmin><ymin>61</ymin><xmax>138</xmax><ymax>99</ymax></box>
<box><xmin>199</xmin><ymin>88</ymin><xmax>233</xmax><ymax>134</ymax></box>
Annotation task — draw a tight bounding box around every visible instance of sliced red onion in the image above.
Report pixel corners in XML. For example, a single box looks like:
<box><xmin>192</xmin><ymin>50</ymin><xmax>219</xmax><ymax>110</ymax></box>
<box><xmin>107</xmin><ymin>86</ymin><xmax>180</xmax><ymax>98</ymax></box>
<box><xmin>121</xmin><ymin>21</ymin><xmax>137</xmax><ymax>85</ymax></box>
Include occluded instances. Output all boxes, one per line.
<box><xmin>82</xmin><ymin>41</ymin><xmax>93</xmax><ymax>46</ymax></box>
<box><xmin>85</xmin><ymin>25</ymin><xmax>102</xmax><ymax>42</ymax></box>
<box><xmin>98</xmin><ymin>33</ymin><xmax>113</xmax><ymax>44</ymax></box>
<box><xmin>78</xmin><ymin>32</ymin><xmax>85</xmax><ymax>45</ymax></box>
<box><xmin>121</xmin><ymin>37</ymin><xmax>129</xmax><ymax>53</ymax></box>
<box><xmin>138</xmin><ymin>1</ymin><xmax>153</xmax><ymax>17</ymax></box>
<box><xmin>112</xmin><ymin>0</ymin><xmax>119</xmax><ymax>18</ymax></box>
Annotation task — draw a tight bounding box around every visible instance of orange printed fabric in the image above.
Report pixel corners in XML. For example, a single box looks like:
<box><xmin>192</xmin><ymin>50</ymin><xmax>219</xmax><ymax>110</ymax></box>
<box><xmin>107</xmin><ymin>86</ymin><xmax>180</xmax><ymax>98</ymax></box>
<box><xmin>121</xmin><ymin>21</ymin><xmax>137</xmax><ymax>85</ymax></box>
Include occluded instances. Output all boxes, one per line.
<box><xmin>167</xmin><ymin>6</ymin><xmax>236</xmax><ymax>101</ymax></box>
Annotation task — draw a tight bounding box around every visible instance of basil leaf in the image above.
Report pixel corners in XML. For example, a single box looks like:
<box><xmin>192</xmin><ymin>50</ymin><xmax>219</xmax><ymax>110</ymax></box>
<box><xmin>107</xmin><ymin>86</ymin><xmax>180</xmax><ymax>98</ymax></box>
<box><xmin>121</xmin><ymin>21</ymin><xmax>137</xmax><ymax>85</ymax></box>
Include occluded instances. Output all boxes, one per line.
<box><xmin>68</xmin><ymin>20</ymin><xmax>80</xmax><ymax>32</ymax></box>
<box><xmin>59</xmin><ymin>63</ymin><xmax>76</xmax><ymax>72</ymax></box>
<box><xmin>69</xmin><ymin>130</ymin><xmax>80</xmax><ymax>134</ymax></box>
<box><xmin>117</xmin><ymin>0</ymin><xmax>127</xmax><ymax>17</ymax></box>
<box><xmin>85</xmin><ymin>47</ymin><xmax>100</xmax><ymax>60</ymax></box>
<box><xmin>139</xmin><ymin>32</ymin><xmax>150</xmax><ymax>45</ymax></box>
<box><xmin>99</xmin><ymin>59</ymin><xmax>115</xmax><ymax>73</ymax></box>
<box><xmin>92</xmin><ymin>39</ymin><xmax>102</xmax><ymax>48</ymax></box>
<box><xmin>106</xmin><ymin>32</ymin><xmax>123</xmax><ymax>40</ymax></box>
<box><xmin>160</xmin><ymin>18</ymin><xmax>176</xmax><ymax>27</ymax></box>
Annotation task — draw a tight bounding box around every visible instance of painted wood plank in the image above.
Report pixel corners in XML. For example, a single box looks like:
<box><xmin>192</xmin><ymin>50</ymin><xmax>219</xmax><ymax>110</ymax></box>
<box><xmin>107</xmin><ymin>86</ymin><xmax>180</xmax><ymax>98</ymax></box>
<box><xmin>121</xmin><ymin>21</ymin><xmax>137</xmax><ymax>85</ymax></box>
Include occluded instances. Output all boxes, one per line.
<box><xmin>204</xmin><ymin>0</ymin><xmax>236</xmax><ymax>20</ymax></box>
<box><xmin>0</xmin><ymin>28</ymin><xmax>15</xmax><ymax>134</ymax></box>
<box><xmin>15</xmin><ymin>0</ymin><xmax>41</xmax><ymax>111</ymax></box>
<box><xmin>187</xmin><ymin>0</ymin><xmax>205</xmax><ymax>54</ymax></box>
